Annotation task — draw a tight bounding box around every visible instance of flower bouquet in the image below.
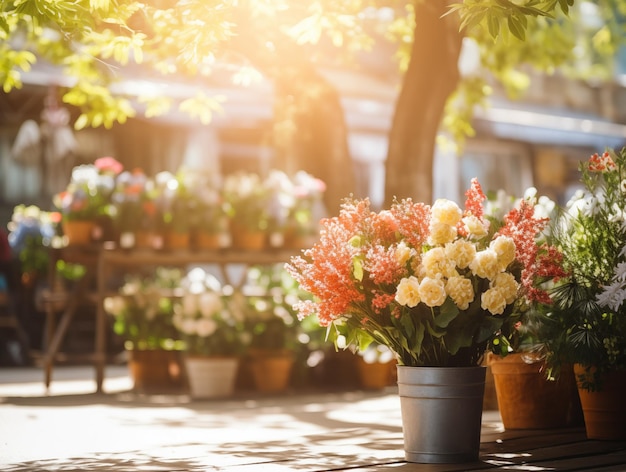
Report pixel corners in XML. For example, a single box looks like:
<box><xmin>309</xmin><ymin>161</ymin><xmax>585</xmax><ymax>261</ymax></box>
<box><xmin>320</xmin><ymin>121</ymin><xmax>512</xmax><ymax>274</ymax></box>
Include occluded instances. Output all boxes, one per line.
<box><xmin>286</xmin><ymin>178</ymin><xmax>565</xmax><ymax>368</ymax></box>
<box><xmin>286</xmin><ymin>178</ymin><xmax>566</xmax><ymax>462</ymax></box>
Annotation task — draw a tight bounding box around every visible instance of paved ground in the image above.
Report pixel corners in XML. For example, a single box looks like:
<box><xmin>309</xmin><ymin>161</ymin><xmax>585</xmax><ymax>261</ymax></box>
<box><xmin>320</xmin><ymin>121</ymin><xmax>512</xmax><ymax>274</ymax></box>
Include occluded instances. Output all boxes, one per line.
<box><xmin>1</xmin><ymin>365</ymin><xmax>459</xmax><ymax>471</ymax></box>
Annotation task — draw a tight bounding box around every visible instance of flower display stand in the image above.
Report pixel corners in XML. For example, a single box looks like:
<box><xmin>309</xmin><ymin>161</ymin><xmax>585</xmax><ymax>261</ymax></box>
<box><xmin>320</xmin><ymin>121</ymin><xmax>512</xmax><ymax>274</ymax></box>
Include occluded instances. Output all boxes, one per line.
<box><xmin>489</xmin><ymin>353</ymin><xmax>581</xmax><ymax>429</ymax></box>
<box><xmin>184</xmin><ymin>356</ymin><xmax>240</xmax><ymax>399</ymax></box>
<box><xmin>397</xmin><ymin>365</ymin><xmax>485</xmax><ymax>463</ymax></box>
<box><xmin>574</xmin><ymin>364</ymin><xmax>626</xmax><ymax>440</ymax></box>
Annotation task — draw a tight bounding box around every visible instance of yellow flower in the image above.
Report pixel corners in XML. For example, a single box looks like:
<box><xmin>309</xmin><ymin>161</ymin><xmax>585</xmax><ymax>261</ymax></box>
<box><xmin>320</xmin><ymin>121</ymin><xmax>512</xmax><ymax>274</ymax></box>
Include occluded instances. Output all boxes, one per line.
<box><xmin>492</xmin><ymin>272</ymin><xmax>519</xmax><ymax>304</ymax></box>
<box><xmin>462</xmin><ymin>215</ymin><xmax>489</xmax><ymax>239</ymax></box>
<box><xmin>469</xmin><ymin>249</ymin><xmax>500</xmax><ymax>280</ymax></box>
<box><xmin>418</xmin><ymin>276</ymin><xmax>447</xmax><ymax>307</ymax></box>
<box><xmin>490</xmin><ymin>236</ymin><xmax>516</xmax><ymax>270</ymax></box>
<box><xmin>395</xmin><ymin>276</ymin><xmax>421</xmax><ymax>307</ymax></box>
<box><xmin>445</xmin><ymin>239</ymin><xmax>476</xmax><ymax>269</ymax></box>
<box><xmin>431</xmin><ymin>199</ymin><xmax>462</xmax><ymax>226</ymax></box>
<box><xmin>422</xmin><ymin>247</ymin><xmax>457</xmax><ymax>279</ymax></box>
<box><xmin>428</xmin><ymin>222</ymin><xmax>457</xmax><ymax>245</ymax></box>
<box><xmin>445</xmin><ymin>276</ymin><xmax>474</xmax><ymax>310</ymax></box>
<box><xmin>481</xmin><ymin>287</ymin><xmax>507</xmax><ymax>315</ymax></box>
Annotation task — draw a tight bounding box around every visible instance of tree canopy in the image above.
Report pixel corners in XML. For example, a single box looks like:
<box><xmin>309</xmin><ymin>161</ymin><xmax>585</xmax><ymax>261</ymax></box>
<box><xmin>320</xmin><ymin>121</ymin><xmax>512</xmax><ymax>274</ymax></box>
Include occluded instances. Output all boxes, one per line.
<box><xmin>2</xmin><ymin>0</ymin><xmax>625</xmax><ymax>204</ymax></box>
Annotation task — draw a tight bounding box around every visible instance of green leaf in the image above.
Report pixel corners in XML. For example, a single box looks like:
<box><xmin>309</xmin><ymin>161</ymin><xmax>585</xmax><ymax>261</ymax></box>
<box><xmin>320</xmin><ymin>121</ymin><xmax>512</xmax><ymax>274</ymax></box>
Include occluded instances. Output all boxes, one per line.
<box><xmin>487</xmin><ymin>14</ymin><xmax>500</xmax><ymax>38</ymax></box>
<box><xmin>352</xmin><ymin>256</ymin><xmax>364</xmax><ymax>282</ymax></box>
<box><xmin>507</xmin><ymin>14</ymin><xmax>526</xmax><ymax>41</ymax></box>
<box><xmin>434</xmin><ymin>298</ymin><xmax>459</xmax><ymax>328</ymax></box>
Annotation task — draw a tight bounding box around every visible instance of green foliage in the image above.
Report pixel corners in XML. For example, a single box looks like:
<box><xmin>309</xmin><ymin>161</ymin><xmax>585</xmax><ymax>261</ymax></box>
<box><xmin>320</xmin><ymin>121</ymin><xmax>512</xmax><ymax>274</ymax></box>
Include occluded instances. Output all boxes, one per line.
<box><xmin>2</xmin><ymin>0</ymin><xmax>625</xmax><ymax>140</ymax></box>
<box><xmin>540</xmin><ymin>148</ymin><xmax>626</xmax><ymax>388</ymax></box>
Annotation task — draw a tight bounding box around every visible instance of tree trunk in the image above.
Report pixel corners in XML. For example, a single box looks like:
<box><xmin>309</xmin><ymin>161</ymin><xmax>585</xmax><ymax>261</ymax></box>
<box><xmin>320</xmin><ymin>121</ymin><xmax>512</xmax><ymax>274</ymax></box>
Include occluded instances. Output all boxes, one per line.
<box><xmin>384</xmin><ymin>1</ymin><xmax>463</xmax><ymax>207</ymax></box>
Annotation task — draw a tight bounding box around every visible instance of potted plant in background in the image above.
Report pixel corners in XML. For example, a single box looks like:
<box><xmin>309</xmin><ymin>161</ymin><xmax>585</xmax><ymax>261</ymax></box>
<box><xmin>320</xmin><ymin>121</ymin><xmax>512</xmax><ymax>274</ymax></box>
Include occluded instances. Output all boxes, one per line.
<box><xmin>286</xmin><ymin>178</ymin><xmax>565</xmax><ymax>463</ymax></box>
<box><xmin>540</xmin><ymin>148</ymin><xmax>626</xmax><ymax>440</ymax></box>
<box><xmin>482</xmin><ymin>188</ymin><xmax>580</xmax><ymax>430</ymax></box>
<box><xmin>223</xmin><ymin>171</ymin><xmax>270</xmax><ymax>250</ymax></box>
<box><xmin>238</xmin><ymin>265</ymin><xmax>305</xmax><ymax>393</ymax></box>
<box><xmin>54</xmin><ymin>157</ymin><xmax>123</xmax><ymax>245</ymax></box>
<box><xmin>283</xmin><ymin>170</ymin><xmax>327</xmax><ymax>249</ymax></box>
<box><xmin>185</xmin><ymin>170</ymin><xmax>229</xmax><ymax>250</ymax></box>
<box><xmin>104</xmin><ymin>267</ymin><xmax>185</xmax><ymax>394</ymax></box>
<box><xmin>172</xmin><ymin>268</ymin><xmax>247</xmax><ymax>399</ymax></box>
<box><xmin>153</xmin><ymin>170</ymin><xmax>194</xmax><ymax>250</ymax></box>
<box><xmin>111</xmin><ymin>168</ymin><xmax>149</xmax><ymax>249</ymax></box>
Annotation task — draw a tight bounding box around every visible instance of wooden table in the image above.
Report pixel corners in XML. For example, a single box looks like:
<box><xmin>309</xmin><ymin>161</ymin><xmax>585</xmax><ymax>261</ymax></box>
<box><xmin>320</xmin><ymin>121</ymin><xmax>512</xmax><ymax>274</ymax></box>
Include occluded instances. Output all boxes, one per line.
<box><xmin>42</xmin><ymin>244</ymin><xmax>301</xmax><ymax>393</ymax></box>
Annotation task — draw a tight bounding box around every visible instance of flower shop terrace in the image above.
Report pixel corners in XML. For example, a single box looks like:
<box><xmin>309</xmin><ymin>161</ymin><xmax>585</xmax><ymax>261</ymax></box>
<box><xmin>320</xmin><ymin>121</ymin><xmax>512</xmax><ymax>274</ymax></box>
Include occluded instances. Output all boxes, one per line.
<box><xmin>1</xmin><ymin>365</ymin><xmax>626</xmax><ymax>472</ymax></box>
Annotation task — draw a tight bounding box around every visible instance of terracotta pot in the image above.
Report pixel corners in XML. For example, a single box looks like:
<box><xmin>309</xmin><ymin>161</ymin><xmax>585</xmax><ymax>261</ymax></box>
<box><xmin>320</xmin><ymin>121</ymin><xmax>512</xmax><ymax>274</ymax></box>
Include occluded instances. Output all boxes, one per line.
<box><xmin>490</xmin><ymin>353</ymin><xmax>580</xmax><ymax>429</ymax></box>
<box><xmin>230</xmin><ymin>222</ymin><xmax>266</xmax><ymax>250</ymax></box>
<box><xmin>193</xmin><ymin>232</ymin><xmax>224</xmax><ymax>250</ymax></box>
<box><xmin>165</xmin><ymin>231</ymin><xmax>190</xmax><ymax>250</ymax></box>
<box><xmin>355</xmin><ymin>357</ymin><xmax>396</xmax><ymax>390</ymax></box>
<box><xmin>574</xmin><ymin>364</ymin><xmax>626</xmax><ymax>440</ymax></box>
<box><xmin>134</xmin><ymin>230</ymin><xmax>156</xmax><ymax>249</ymax></box>
<box><xmin>127</xmin><ymin>349</ymin><xmax>186</xmax><ymax>394</ymax></box>
<box><xmin>248</xmin><ymin>349</ymin><xmax>294</xmax><ymax>393</ymax></box>
<box><xmin>63</xmin><ymin>220</ymin><xmax>94</xmax><ymax>246</ymax></box>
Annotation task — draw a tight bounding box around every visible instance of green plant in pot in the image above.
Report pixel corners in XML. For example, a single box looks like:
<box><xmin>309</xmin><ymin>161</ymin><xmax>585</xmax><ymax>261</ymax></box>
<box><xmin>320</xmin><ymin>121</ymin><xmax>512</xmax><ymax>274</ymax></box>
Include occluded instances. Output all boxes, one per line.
<box><xmin>172</xmin><ymin>267</ymin><xmax>247</xmax><ymax>398</ymax></box>
<box><xmin>104</xmin><ymin>267</ymin><xmax>183</xmax><ymax>351</ymax></box>
<box><xmin>537</xmin><ymin>148</ymin><xmax>626</xmax><ymax>440</ymax></box>
<box><xmin>239</xmin><ymin>265</ymin><xmax>305</xmax><ymax>392</ymax></box>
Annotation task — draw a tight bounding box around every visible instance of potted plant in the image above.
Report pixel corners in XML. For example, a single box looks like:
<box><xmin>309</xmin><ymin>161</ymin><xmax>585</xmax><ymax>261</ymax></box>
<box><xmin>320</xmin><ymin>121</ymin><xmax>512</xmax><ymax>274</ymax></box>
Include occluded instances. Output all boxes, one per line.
<box><xmin>54</xmin><ymin>157</ymin><xmax>123</xmax><ymax>245</ymax></box>
<box><xmin>284</xmin><ymin>171</ymin><xmax>327</xmax><ymax>249</ymax></box>
<box><xmin>150</xmin><ymin>170</ymin><xmax>194</xmax><ymax>250</ymax></box>
<box><xmin>103</xmin><ymin>267</ymin><xmax>185</xmax><ymax>393</ymax></box>
<box><xmin>184</xmin><ymin>170</ymin><xmax>229</xmax><ymax>250</ymax></box>
<box><xmin>172</xmin><ymin>267</ymin><xmax>247</xmax><ymax>399</ymax></box>
<box><xmin>480</xmin><ymin>189</ymin><xmax>580</xmax><ymax>430</ymax></box>
<box><xmin>285</xmin><ymin>178</ymin><xmax>564</xmax><ymax>463</ymax></box>
<box><xmin>111</xmin><ymin>168</ymin><xmax>149</xmax><ymax>248</ymax></box>
<box><xmin>540</xmin><ymin>148</ymin><xmax>626</xmax><ymax>440</ymax></box>
<box><xmin>239</xmin><ymin>265</ymin><xmax>306</xmax><ymax>393</ymax></box>
<box><xmin>223</xmin><ymin>171</ymin><xmax>270</xmax><ymax>250</ymax></box>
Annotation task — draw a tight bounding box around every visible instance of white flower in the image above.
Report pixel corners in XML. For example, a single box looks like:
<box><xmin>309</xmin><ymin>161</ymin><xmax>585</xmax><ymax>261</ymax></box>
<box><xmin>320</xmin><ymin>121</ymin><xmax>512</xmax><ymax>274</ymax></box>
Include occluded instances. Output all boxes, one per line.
<box><xmin>395</xmin><ymin>276</ymin><xmax>421</xmax><ymax>307</ymax></box>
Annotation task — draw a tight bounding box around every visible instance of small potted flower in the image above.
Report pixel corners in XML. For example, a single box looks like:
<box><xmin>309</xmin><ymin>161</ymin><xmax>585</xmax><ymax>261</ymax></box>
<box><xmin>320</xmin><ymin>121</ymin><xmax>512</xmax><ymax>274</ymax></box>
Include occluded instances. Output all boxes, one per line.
<box><xmin>184</xmin><ymin>170</ymin><xmax>229</xmax><ymax>250</ymax></box>
<box><xmin>172</xmin><ymin>268</ymin><xmax>247</xmax><ymax>398</ymax></box>
<box><xmin>53</xmin><ymin>156</ymin><xmax>123</xmax><ymax>245</ymax></box>
<box><xmin>223</xmin><ymin>171</ymin><xmax>270</xmax><ymax>250</ymax></box>
<box><xmin>111</xmin><ymin>168</ymin><xmax>149</xmax><ymax>248</ymax></box>
<box><xmin>539</xmin><ymin>148</ymin><xmax>626</xmax><ymax>440</ymax></box>
<box><xmin>239</xmin><ymin>266</ymin><xmax>305</xmax><ymax>393</ymax></box>
<box><xmin>104</xmin><ymin>267</ymin><xmax>185</xmax><ymax>393</ymax></box>
<box><xmin>284</xmin><ymin>171</ymin><xmax>327</xmax><ymax>249</ymax></box>
<box><xmin>153</xmin><ymin>170</ymin><xmax>194</xmax><ymax>250</ymax></box>
<box><xmin>285</xmin><ymin>178</ymin><xmax>565</xmax><ymax>463</ymax></box>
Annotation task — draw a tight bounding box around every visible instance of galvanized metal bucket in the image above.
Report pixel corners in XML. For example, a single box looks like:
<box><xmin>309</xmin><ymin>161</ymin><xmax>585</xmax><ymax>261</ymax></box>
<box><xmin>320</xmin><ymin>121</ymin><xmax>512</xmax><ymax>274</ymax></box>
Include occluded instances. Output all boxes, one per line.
<box><xmin>397</xmin><ymin>365</ymin><xmax>486</xmax><ymax>463</ymax></box>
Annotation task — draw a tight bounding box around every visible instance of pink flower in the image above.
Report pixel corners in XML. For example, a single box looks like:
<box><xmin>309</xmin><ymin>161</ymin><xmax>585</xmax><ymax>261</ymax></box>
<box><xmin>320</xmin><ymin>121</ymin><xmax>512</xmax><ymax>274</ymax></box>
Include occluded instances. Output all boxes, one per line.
<box><xmin>95</xmin><ymin>156</ymin><xmax>124</xmax><ymax>175</ymax></box>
